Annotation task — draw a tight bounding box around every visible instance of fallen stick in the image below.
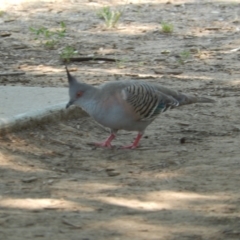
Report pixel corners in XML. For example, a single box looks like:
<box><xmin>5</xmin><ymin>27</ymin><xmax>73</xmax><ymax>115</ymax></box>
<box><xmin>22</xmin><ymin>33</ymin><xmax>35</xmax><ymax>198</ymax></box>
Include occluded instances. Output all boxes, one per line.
<box><xmin>0</xmin><ymin>71</ymin><xmax>25</xmax><ymax>76</ymax></box>
<box><xmin>63</xmin><ymin>56</ymin><xmax>118</xmax><ymax>62</ymax></box>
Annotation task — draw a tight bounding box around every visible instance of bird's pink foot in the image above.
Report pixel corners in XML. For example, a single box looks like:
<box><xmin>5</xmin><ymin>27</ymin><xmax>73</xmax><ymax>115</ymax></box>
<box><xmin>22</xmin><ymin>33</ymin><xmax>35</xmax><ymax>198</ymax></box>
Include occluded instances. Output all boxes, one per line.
<box><xmin>121</xmin><ymin>144</ymin><xmax>138</xmax><ymax>149</ymax></box>
<box><xmin>121</xmin><ymin>133</ymin><xmax>143</xmax><ymax>150</ymax></box>
<box><xmin>93</xmin><ymin>133</ymin><xmax>116</xmax><ymax>148</ymax></box>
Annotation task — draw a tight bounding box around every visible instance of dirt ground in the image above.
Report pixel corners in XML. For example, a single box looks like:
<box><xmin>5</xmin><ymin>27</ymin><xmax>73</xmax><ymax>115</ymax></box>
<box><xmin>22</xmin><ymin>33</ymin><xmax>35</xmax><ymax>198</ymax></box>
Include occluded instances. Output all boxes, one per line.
<box><xmin>1</xmin><ymin>0</ymin><xmax>240</xmax><ymax>239</ymax></box>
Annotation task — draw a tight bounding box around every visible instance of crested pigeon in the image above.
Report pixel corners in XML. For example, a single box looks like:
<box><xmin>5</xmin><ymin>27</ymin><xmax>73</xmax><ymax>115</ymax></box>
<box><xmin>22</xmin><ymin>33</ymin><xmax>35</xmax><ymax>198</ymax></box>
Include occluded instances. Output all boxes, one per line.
<box><xmin>66</xmin><ymin>67</ymin><xmax>214</xmax><ymax>149</ymax></box>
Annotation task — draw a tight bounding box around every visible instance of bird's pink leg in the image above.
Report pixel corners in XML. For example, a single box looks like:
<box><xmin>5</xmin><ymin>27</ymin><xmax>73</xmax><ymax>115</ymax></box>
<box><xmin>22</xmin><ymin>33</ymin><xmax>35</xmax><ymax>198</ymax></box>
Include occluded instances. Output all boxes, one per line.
<box><xmin>121</xmin><ymin>133</ymin><xmax>143</xmax><ymax>149</ymax></box>
<box><xmin>95</xmin><ymin>133</ymin><xmax>116</xmax><ymax>148</ymax></box>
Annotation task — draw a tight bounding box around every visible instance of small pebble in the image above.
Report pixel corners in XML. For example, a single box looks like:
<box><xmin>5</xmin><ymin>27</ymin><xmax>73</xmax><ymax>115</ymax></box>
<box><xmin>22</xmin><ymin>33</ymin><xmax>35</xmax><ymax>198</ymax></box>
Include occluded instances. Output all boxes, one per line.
<box><xmin>180</xmin><ymin>137</ymin><xmax>186</xmax><ymax>144</ymax></box>
<box><xmin>22</xmin><ymin>176</ymin><xmax>38</xmax><ymax>183</ymax></box>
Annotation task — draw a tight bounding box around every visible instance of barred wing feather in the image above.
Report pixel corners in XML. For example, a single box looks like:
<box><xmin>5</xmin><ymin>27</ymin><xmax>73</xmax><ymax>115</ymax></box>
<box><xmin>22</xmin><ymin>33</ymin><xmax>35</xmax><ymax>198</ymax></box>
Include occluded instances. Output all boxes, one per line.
<box><xmin>123</xmin><ymin>82</ymin><xmax>179</xmax><ymax>121</ymax></box>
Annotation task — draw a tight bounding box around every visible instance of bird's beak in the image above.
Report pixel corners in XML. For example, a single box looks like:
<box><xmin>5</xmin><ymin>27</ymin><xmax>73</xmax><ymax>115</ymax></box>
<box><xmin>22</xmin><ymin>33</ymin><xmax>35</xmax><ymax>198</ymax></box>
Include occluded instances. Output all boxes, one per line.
<box><xmin>66</xmin><ymin>101</ymin><xmax>73</xmax><ymax>109</ymax></box>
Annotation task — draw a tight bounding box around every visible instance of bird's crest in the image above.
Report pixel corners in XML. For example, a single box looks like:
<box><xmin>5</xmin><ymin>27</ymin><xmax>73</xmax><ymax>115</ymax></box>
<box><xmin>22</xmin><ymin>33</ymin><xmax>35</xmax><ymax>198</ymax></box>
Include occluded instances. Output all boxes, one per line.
<box><xmin>65</xmin><ymin>65</ymin><xmax>77</xmax><ymax>85</ymax></box>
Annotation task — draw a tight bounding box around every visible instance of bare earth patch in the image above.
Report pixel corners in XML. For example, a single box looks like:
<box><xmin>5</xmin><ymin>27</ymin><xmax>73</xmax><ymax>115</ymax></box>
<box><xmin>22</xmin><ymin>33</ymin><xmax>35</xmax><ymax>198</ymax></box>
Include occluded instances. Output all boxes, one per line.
<box><xmin>0</xmin><ymin>0</ymin><xmax>240</xmax><ymax>239</ymax></box>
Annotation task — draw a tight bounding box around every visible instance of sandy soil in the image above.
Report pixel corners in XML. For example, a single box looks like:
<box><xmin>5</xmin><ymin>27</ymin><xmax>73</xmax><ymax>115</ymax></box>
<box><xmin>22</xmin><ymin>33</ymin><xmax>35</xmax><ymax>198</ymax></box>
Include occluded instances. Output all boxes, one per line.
<box><xmin>0</xmin><ymin>0</ymin><xmax>240</xmax><ymax>239</ymax></box>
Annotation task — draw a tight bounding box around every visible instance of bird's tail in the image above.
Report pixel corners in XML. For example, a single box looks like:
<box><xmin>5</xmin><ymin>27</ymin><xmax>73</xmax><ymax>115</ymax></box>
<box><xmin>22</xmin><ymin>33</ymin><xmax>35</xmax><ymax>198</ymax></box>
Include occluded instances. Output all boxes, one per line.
<box><xmin>155</xmin><ymin>85</ymin><xmax>215</xmax><ymax>105</ymax></box>
<box><xmin>177</xmin><ymin>94</ymin><xmax>215</xmax><ymax>105</ymax></box>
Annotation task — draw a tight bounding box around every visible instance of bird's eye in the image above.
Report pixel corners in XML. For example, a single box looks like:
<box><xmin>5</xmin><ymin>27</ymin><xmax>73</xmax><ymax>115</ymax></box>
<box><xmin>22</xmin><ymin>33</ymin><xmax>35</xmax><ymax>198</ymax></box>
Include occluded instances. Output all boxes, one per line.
<box><xmin>76</xmin><ymin>91</ymin><xmax>83</xmax><ymax>98</ymax></box>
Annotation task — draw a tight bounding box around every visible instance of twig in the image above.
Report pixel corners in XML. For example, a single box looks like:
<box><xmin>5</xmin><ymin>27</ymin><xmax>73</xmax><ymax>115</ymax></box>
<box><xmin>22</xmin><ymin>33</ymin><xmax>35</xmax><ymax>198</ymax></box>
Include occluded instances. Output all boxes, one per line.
<box><xmin>65</xmin><ymin>57</ymin><xmax>118</xmax><ymax>62</ymax></box>
<box><xmin>154</xmin><ymin>69</ymin><xmax>183</xmax><ymax>75</ymax></box>
<box><xmin>62</xmin><ymin>219</ymin><xmax>82</xmax><ymax>229</ymax></box>
<box><xmin>0</xmin><ymin>71</ymin><xmax>25</xmax><ymax>76</ymax></box>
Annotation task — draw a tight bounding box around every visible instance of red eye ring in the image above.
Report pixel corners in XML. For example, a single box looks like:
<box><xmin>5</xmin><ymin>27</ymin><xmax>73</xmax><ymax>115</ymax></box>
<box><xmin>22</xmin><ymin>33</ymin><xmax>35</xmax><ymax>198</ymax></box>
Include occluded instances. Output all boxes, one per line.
<box><xmin>77</xmin><ymin>91</ymin><xmax>83</xmax><ymax>97</ymax></box>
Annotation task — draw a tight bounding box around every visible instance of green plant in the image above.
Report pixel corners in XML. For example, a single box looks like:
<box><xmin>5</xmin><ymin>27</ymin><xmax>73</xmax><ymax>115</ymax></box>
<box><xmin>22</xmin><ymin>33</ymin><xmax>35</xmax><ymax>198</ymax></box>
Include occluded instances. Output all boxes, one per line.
<box><xmin>56</xmin><ymin>21</ymin><xmax>66</xmax><ymax>37</ymax></box>
<box><xmin>178</xmin><ymin>50</ymin><xmax>191</xmax><ymax>64</ymax></box>
<box><xmin>60</xmin><ymin>46</ymin><xmax>78</xmax><ymax>62</ymax></box>
<box><xmin>30</xmin><ymin>21</ymin><xmax>66</xmax><ymax>49</ymax></box>
<box><xmin>137</xmin><ymin>61</ymin><xmax>145</xmax><ymax>67</ymax></box>
<box><xmin>45</xmin><ymin>40</ymin><xmax>58</xmax><ymax>49</ymax></box>
<box><xmin>161</xmin><ymin>49</ymin><xmax>171</xmax><ymax>54</ymax></box>
<box><xmin>0</xmin><ymin>10</ymin><xmax>5</xmax><ymax>17</ymax></box>
<box><xmin>97</xmin><ymin>6</ymin><xmax>122</xmax><ymax>28</ymax></box>
<box><xmin>161</xmin><ymin>22</ymin><xmax>174</xmax><ymax>33</ymax></box>
<box><xmin>115</xmin><ymin>58</ymin><xmax>127</xmax><ymax>68</ymax></box>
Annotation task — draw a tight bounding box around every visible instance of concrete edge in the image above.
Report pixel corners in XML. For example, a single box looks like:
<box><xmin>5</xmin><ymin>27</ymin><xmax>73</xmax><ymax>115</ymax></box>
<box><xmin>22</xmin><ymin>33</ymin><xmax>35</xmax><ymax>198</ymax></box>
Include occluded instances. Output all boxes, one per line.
<box><xmin>0</xmin><ymin>104</ymin><xmax>87</xmax><ymax>135</ymax></box>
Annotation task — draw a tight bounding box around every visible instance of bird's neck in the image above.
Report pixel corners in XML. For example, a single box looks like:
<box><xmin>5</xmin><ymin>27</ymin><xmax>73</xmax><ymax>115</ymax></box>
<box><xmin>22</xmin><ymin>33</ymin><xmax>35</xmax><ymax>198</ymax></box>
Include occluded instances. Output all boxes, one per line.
<box><xmin>79</xmin><ymin>86</ymin><xmax>100</xmax><ymax>116</ymax></box>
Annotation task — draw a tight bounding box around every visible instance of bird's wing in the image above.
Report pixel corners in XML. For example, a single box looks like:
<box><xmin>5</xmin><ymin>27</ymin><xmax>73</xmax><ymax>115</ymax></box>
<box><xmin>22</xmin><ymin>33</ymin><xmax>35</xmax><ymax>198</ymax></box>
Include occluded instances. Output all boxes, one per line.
<box><xmin>121</xmin><ymin>82</ymin><xmax>179</xmax><ymax>121</ymax></box>
<box><xmin>154</xmin><ymin>85</ymin><xmax>215</xmax><ymax>104</ymax></box>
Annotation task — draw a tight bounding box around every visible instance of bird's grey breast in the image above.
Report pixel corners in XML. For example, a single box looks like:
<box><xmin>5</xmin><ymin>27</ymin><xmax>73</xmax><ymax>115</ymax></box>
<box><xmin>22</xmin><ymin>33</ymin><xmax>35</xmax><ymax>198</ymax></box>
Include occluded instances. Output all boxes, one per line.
<box><xmin>90</xmin><ymin>88</ymin><xmax>131</xmax><ymax>130</ymax></box>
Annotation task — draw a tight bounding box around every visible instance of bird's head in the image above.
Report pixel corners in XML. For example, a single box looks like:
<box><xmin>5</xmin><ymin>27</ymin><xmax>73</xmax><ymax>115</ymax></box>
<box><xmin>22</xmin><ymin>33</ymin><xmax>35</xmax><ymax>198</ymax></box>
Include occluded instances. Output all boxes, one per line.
<box><xmin>65</xmin><ymin>66</ymin><xmax>91</xmax><ymax>109</ymax></box>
